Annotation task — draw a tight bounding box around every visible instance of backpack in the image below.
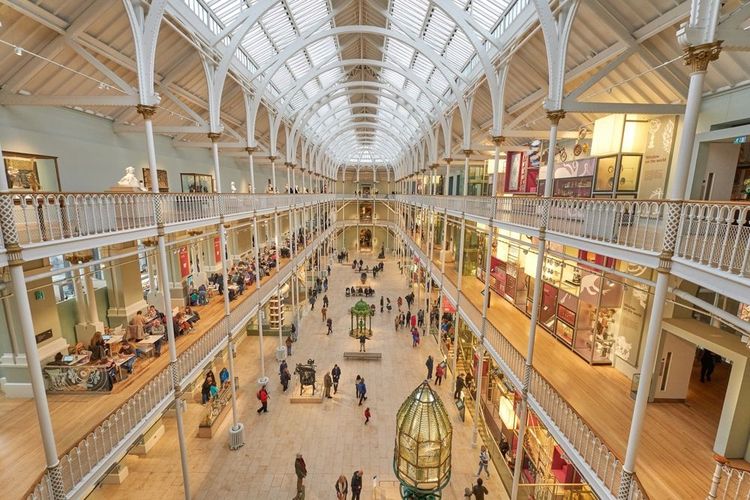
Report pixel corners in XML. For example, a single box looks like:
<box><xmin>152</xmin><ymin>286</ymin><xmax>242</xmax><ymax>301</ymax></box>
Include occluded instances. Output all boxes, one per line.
<box><xmin>256</xmin><ymin>390</ymin><xmax>262</xmax><ymax>400</ymax></box>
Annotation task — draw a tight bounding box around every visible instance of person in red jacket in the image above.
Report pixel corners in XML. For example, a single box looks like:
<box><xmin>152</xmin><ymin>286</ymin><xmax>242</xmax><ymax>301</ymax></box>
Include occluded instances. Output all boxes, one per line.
<box><xmin>256</xmin><ymin>385</ymin><xmax>269</xmax><ymax>414</ymax></box>
<box><xmin>364</xmin><ymin>407</ymin><xmax>371</xmax><ymax>424</ymax></box>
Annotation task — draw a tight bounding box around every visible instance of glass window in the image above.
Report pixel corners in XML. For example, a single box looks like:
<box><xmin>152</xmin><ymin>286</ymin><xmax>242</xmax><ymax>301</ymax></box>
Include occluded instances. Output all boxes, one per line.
<box><xmin>594</xmin><ymin>155</ymin><xmax>618</xmax><ymax>191</ymax></box>
<box><xmin>618</xmin><ymin>155</ymin><xmax>642</xmax><ymax>192</ymax></box>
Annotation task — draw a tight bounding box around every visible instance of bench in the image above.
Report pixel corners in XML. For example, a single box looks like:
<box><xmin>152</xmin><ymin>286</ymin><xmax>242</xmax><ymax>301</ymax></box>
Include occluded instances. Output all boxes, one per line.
<box><xmin>343</xmin><ymin>352</ymin><xmax>382</xmax><ymax>361</ymax></box>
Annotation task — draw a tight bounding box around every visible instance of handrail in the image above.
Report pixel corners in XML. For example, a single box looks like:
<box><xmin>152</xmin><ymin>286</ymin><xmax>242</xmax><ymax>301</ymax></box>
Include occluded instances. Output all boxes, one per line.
<box><xmin>708</xmin><ymin>455</ymin><xmax>750</xmax><ymax>500</ymax></box>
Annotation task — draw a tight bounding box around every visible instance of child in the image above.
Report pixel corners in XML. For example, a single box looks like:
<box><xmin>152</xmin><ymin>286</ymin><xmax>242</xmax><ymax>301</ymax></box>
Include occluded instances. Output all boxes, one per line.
<box><xmin>364</xmin><ymin>407</ymin><xmax>371</xmax><ymax>425</ymax></box>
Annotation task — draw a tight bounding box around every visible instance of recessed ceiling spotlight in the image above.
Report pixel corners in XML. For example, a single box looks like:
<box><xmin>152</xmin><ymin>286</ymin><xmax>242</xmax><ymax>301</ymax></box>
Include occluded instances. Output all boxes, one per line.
<box><xmin>14</xmin><ymin>46</ymin><xmax>23</xmax><ymax>56</ymax></box>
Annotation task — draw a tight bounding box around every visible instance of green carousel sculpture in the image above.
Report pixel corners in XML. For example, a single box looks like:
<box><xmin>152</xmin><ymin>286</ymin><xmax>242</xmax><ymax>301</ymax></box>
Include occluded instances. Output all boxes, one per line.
<box><xmin>349</xmin><ymin>299</ymin><xmax>374</xmax><ymax>338</ymax></box>
<box><xmin>393</xmin><ymin>381</ymin><xmax>452</xmax><ymax>499</ymax></box>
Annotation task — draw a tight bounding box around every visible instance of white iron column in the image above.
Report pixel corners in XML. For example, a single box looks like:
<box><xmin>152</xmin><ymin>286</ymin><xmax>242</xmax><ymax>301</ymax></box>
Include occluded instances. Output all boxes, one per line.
<box><xmin>451</xmin><ymin>217</ymin><xmax>466</xmax><ymax>391</ymax></box>
<box><xmin>139</xmin><ymin>104</ymin><xmax>191</xmax><ymax>499</ymax></box>
<box><xmin>491</xmin><ymin>136</ymin><xmax>504</xmax><ymax>197</ymax></box>
<box><xmin>269</xmin><ymin>155</ymin><xmax>277</xmax><ymax>193</ymax></box>
<box><xmin>0</xmin><ymin>153</ymin><xmax>65</xmax><ymax>497</ymax></box>
<box><xmin>617</xmin><ymin>42</ymin><xmax>721</xmax><ymax>499</ymax></box>
<box><xmin>512</xmin><ymin>109</ymin><xmax>565</xmax><ymax>499</ymax></box>
<box><xmin>84</xmin><ymin>267</ymin><xmax>101</xmax><ymax>326</ymax></box>
<box><xmin>253</xmin><ymin>216</ymin><xmax>268</xmax><ymax>385</ymax></box>
<box><xmin>474</xmin><ymin>222</ymin><xmax>494</xmax><ymax>446</ymax></box>
<box><xmin>246</xmin><ymin>147</ymin><xmax>256</xmax><ymax>193</ymax></box>
<box><xmin>462</xmin><ymin>150</ymin><xmax>471</xmax><ymax>196</ymax></box>
<box><xmin>209</xmin><ymin>131</ymin><xmax>244</xmax><ymax>449</ymax></box>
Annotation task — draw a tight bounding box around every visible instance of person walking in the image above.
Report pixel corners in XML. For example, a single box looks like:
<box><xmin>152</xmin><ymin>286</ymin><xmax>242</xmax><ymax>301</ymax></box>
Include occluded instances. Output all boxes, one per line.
<box><xmin>397</xmin><ymin>296</ymin><xmax>403</xmax><ymax>311</ymax></box>
<box><xmin>355</xmin><ymin>374</ymin><xmax>362</xmax><ymax>399</ymax></box>
<box><xmin>417</xmin><ymin>309</ymin><xmax>424</xmax><ymax>327</ymax></box>
<box><xmin>412</xmin><ymin>328</ymin><xmax>420</xmax><ymax>347</ymax></box>
<box><xmin>359</xmin><ymin>333</ymin><xmax>367</xmax><ymax>352</ymax></box>
<box><xmin>280</xmin><ymin>364</ymin><xmax>291</xmax><ymax>392</ymax></box>
<box><xmin>294</xmin><ymin>453</ymin><xmax>307</xmax><ymax>498</ymax></box>
<box><xmin>335</xmin><ymin>475</ymin><xmax>348</xmax><ymax>500</ymax></box>
<box><xmin>364</xmin><ymin>407</ymin><xmax>371</xmax><ymax>424</ymax></box>
<box><xmin>386</xmin><ymin>297</ymin><xmax>391</xmax><ymax>312</ymax></box>
<box><xmin>327</xmin><ymin>317</ymin><xmax>333</xmax><ymax>335</ymax></box>
<box><xmin>425</xmin><ymin>355</ymin><xmax>434</xmax><ymax>380</ymax></box>
<box><xmin>701</xmin><ymin>349</ymin><xmax>717</xmax><ymax>383</ymax></box>
<box><xmin>477</xmin><ymin>445</ymin><xmax>490</xmax><ymax>477</ymax></box>
<box><xmin>323</xmin><ymin>294</ymin><xmax>329</xmax><ymax>308</ymax></box>
<box><xmin>380</xmin><ymin>295</ymin><xmax>384</xmax><ymax>313</ymax></box>
<box><xmin>406</xmin><ymin>310</ymin><xmax>411</xmax><ymax>327</ymax></box>
<box><xmin>256</xmin><ymin>385</ymin><xmax>269</xmax><ymax>414</ymax></box>
<box><xmin>286</xmin><ymin>335</ymin><xmax>293</xmax><ymax>356</ymax></box>
<box><xmin>332</xmin><ymin>364</ymin><xmax>341</xmax><ymax>393</ymax></box>
<box><xmin>410</xmin><ymin>312</ymin><xmax>417</xmax><ymax>330</ymax></box>
<box><xmin>435</xmin><ymin>361</ymin><xmax>445</xmax><ymax>386</ymax></box>
<box><xmin>454</xmin><ymin>373</ymin><xmax>465</xmax><ymax>400</ymax></box>
<box><xmin>324</xmin><ymin>371</ymin><xmax>333</xmax><ymax>398</ymax></box>
<box><xmin>351</xmin><ymin>470</ymin><xmax>363</xmax><ymax>500</ymax></box>
<box><xmin>310</xmin><ymin>294</ymin><xmax>316</xmax><ymax>310</ymax></box>
<box><xmin>472</xmin><ymin>478</ymin><xmax>488</xmax><ymax>500</ymax></box>
<box><xmin>358</xmin><ymin>378</ymin><xmax>367</xmax><ymax>406</ymax></box>
<box><xmin>321</xmin><ymin>305</ymin><xmax>327</xmax><ymax>322</ymax></box>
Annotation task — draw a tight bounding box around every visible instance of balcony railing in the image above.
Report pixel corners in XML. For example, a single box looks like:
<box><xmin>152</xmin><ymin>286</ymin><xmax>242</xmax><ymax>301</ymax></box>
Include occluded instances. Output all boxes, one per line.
<box><xmin>26</xmin><ymin>222</ymin><xmax>335</xmax><ymax>500</ymax></box>
<box><xmin>0</xmin><ymin>192</ymin><xmax>333</xmax><ymax>252</ymax></box>
<box><xmin>708</xmin><ymin>455</ymin><xmax>750</xmax><ymax>499</ymax></box>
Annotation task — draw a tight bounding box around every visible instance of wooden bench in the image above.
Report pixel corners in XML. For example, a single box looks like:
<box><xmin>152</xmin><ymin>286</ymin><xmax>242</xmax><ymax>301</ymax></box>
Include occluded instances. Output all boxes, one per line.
<box><xmin>343</xmin><ymin>352</ymin><xmax>382</xmax><ymax>361</ymax></box>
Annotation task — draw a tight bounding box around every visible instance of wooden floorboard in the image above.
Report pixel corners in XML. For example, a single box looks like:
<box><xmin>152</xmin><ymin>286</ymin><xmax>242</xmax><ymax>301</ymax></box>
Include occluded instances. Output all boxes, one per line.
<box><xmin>0</xmin><ymin>258</ymin><xmax>289</xmax><ymax>500</ymax></box>
<box><xmin>413</xmin><ymin>236</ymin><xmax>736</xmax><ymax>499</ymax></box>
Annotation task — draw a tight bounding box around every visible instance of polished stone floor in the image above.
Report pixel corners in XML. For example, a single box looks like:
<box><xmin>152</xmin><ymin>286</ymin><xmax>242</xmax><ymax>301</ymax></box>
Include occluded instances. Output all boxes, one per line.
<box><xmin>90</xmin><ymin>256</ymin><xmax>506</xmax><ymax>500</ymax></box>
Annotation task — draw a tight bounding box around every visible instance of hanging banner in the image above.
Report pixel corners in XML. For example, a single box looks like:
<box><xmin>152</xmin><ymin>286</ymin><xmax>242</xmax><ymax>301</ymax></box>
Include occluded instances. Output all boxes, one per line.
<box><xmin>214</xmin><ymin>236</ymin><xmax>222</xmax><ymax>263</ymax></box>
<box><xmin>442</xmin><ymin>296</ymin><xmax>456</xmax><ymax>313</ymax></box>
<box><xmin>179</xmin><ymin>246</ymin><xmax>190</xmax><ymax>278</ymax></box>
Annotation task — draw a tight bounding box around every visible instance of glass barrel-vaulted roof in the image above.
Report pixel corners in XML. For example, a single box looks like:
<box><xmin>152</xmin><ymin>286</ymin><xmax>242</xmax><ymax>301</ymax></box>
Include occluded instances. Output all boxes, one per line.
<box><xmin>186</xmin><ymin>0</ymin><xmax>515</xmax><ymax>169</ymax></box>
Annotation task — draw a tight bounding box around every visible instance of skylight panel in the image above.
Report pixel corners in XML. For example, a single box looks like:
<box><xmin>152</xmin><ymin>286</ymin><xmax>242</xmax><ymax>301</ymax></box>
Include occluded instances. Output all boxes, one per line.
<box><xmin>381</xmin><ymin>68</ymin><xmax>405</xmax><ymax>89</ymax></box>
<box><xmin>390</xmin><ymin>0</ymin><xmax>430</xmax><ymax>38</ymax></box>
<box><xmin>289</xmin><ymin>92</ymin><xmax>306</xmax><ymax>111</ymax></box>
<box><xmin>422</xmin><ymin>8</ymin><xmax>454</xmax><ymax>51</ymax></box>
<box><xmin>302</xmin><ymin>80</ymin><xmax>321</xmax><ymax>100</ymax></box>
<box><xmin>384</xmin><ymin>39</ymin><xmax>415</xmax><ymax>68</ymax></box>
<box><xmin>318</xmin><ymin>67</ymin><xmax>343</xmax><ymax>88</ymax></box>
<box><xmin>470</xmin><ymin>0</ymin><xmax>512</xmax><ymax>31</ymax></box>
<box><xmin>205</xmin><ymin>0</ymin><xmax>246</xmax><ymax>25</ymax></box>
<box><xmin>411</xmin><ymin>53</ymin><xmax>433</xmax><ymax>81</ymax></box>
<box><xmin>307</xmin><ymin>38</ymin><xmax>338</xmax><ymax>67</ymax></box>
<box><xmin>443</xmin><ymin>29</ymin><xmax>474</xmax><ymax>69</ymax></box>
<box><xmin>285</xmin><ymin>51</ymin><xmax>309</xmax><ymax>80</ymax></box>
<box><xmin>262</xmin><ymin>4</ymin><xmax>296</xmax><ymax>51</ymax></box>
<box><xmin>242</xmin><ymin>24</ymin><xmax>276</xmax><ymax>67</ymax></box>
<box><xmin>271</xmin><ymin>65</ymin><xmax>295</xmax><ymax>93</ymax></box>
<box><xmin>288</xmin><ymin>0</ymin><xmax>330</xmax><ymax>34</ymax></box>
<box><xmin>403</xmin><ymin>81</ymin><xmax>420</xmax><ymax>100</ymax></box>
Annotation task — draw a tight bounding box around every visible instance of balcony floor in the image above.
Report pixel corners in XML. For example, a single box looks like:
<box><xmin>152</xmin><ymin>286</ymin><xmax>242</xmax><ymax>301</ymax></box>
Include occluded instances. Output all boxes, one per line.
<box><xmin>0</xmin><ymin>258</ymin><xmax>289</xmax><ymax>500</ymax></box>
<box><xmin>417</xmin><ymin>236</ymin><xmax>733</xmax><ymax>500</ymax></box>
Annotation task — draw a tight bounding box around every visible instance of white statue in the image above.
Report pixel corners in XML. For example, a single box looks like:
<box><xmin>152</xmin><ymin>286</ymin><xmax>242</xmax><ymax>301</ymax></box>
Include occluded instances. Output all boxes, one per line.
<box><xmin>230</xmin><ymin>181</ymin><xmax>237</xmax><ymax>193</ymax></box>
<box><xmin>117</xmin><ymin>166</ymin><xmax>144</xmax><ymax>190</ymax></box>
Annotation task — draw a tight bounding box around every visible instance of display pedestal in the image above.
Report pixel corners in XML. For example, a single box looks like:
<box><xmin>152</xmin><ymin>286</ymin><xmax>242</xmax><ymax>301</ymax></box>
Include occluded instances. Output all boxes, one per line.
<box><xmin>131</xmin><ymin>420</ymin><xmax>165</xmax><ymax>455</ymax></box>
<box><xmin>275</xmin><ymin>346</ymin><xmax>287</xmax><ymax>361</ymax></box>
<box><xmin>289</xmin><ymin>380</ymin><xmax>323</xmax><ymax>404</ymax></box>
<box><xmin>108</xmin><ymin>185</ymin><xmax>145</xmax><ymax>193</ymax></box>
<box><xmin>102</xmin><ymin>464</ymin><xmax>129</xmax><ymax>485</ymax></box>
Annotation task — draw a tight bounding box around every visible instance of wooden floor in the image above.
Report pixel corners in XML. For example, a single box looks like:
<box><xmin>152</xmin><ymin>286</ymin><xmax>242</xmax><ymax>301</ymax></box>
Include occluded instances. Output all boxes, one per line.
<box><xmin>414</xmin><ymin>236</ymin><xmax>732</xmax><ymax>499</ymax></box>
<box><xmin>0</xmin><ymin>258</ymin><xmax>289</xmax><ymax>500</ymax></box>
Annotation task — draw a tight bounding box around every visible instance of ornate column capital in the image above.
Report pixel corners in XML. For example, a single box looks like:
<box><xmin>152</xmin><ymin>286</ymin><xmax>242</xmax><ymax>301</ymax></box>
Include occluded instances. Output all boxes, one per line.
<box><xmin>443</xmin><ymin>157</ymin><xmax>453</xmax><ymax>164</ymax></box>
<box><xmin>462</xmin><ymin>149</ymin><xmax>473</xmax><ymax>157</ymax></box>
<box><xmin>431</xmin><ymin>163</ymin><xmax>440</xmax><ymax>169</ymax></box>
<box><xmin>268</xmin><ymin>155</ymin><xmax>277</xmax><ymax>162</ymax></box>
<box><xmin>546</xmin><ymin>109</ymin><xmax>566</xmax><ymax>125</ymax></box>
<box><xmin>207</xmin><ymin>132</ymin><xmax>222</xmax><ymax>142</ymax></box>
<box><xmin>684</xmin><ymin>41</ymin><xmax>722</xmax><ymax>73</ymax></box>
<box><xmin>65</xmin><ymin>252</ymin><xmax>94</xmax><ymax>265</ymax></box>
<box><xmin>491</xmin><ymin>135</ymin><xmax>505</xmax><ymax>146</ymax></box>
<box><xmin>135</xmin><ymin>104</ymin><xmax>157</xmax><ymax>119</ymax></box>
<box><xmin>245</xmin><ymin>146</ymin><xmax>258</xmax><ymax>154</ymax></box>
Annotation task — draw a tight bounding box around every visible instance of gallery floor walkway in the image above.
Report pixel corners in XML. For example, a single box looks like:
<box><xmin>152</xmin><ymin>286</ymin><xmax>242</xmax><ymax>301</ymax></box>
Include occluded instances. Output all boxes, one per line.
<box><xmin>89</xmin><ymin>257</ymin><xmax>506</xmax><ymax>500</ymax></box>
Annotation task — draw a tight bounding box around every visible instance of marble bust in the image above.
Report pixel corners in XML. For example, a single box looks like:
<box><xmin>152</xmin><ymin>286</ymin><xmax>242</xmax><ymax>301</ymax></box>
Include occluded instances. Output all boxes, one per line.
<box><xmin>117</xmin><ymin>166</ymin><xmax>144</xmax><ymax>190</ymax></box>
<box><xmin>231</xmin><ymin>181</ymin><xmax>237</xmax><ymax>193</ymax></box>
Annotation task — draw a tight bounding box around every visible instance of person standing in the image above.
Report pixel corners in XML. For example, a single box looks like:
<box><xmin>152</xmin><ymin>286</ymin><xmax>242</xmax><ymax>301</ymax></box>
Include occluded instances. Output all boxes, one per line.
<box><xmin>359</xmin><ymin>333</ymin><xmax>367</xmax><ymax>352</ymax></box>
<box><xmin>435</xmin><ymin>361</ymin><xmax>444</xmax><ymax>386</ymax></box>
<box><xmin>332</xmin><ymin>364</ymin><xmax>341</xmax><ymax>393</ymax></box>
<box><xmin>335</xmin><ymin>475</ymin><xmax>348</xmax><ymax>500</ymax></box>
<box><xmin>295</xmin><ymin>454</ymin><xmax>307</xmax><ymax>498</ymax></box>
<box><xmin>280</xmin><ymin>364</ymin><xmax>291</xmax><ymax>392</ymax></box>
<box><xmin>406</xmin><ymin>310</ymin><xmax>411</xmax><ymax>327</ymax></box>
<box><xmin>425</xmin><ymin>355</ymin><xmax>434</xmax><ymax>380</ymax></box>
<box><xmin>397</xmin><ymin>296</ymin><xmax>403</xmax><ymax>311</ymax></box>
<box><xmin>472</xmin><ymin>478</ymin><xmax>488</xmax><ymax>500</ymax></box>
<box><xmin>256</xmin><ymin>385</ymin><xmax>269</xmax><ymax>414</ymax></box>
<box><xmin>351</xmin><ymin>470</ymin><xmax>363</xmax><ymax>500</ymax></box>
<box><xmin>701</xmin><ymin>349</ymin><xmax>717</xmax><ymax>383</ymax></box>
<box><xmin>286</xmin><ymin>335</ymin><xmax>293</xmax><ymax>356</ymax></box>
<box><xmin>321</xmin><ymin>305</ymin><xmax>327</xmax><ymax>322</ymax></box>
<box><xmin>380</xmin><ymin>295</ymin><xmax>384</xmax><ymax>313</ymax></box>
<box><xmin>358</xmin><ymin>378</ymin><xmax>367</xmax><ymax>406</ymax></box>
<box><xmin>454</xmin><ymin>373</ymin><xmax>465</xmax><ymax>400</ymax></box>
<box><xmin>323</xmin><ymin>294</ymin><xmax>329</xmax><ymax>308</ymax></box>
<box><xmin>324</xmin><ymin>371</ymin><xmax>333</xmax><ymax>399</ymax></box>
<box><xmin>355</xmin><ymin>374</ymin><xmax>362</xmax><ymax>399</ymax></box>
<box><xmin>364</xmin><ymin>407</ymin><xmax>371</xmax><ymax>424</ymax></box>
<box><xmin>327</xmin><ymin>318</ymin><xmax>333</xmax><ymax>335</ymax></box>
<box><xmin>412</xmin><ymin>328</ymin><xmax>420</xmax><ymax>347</ymax></box>
<box><xmin>477</xmin><ymin>445</ymin><xmax>490</xmax><ymax>477</ymax></box>
<box><xmin>410</xmin><ymin>312</ymin><xmax>417</xmax><ymax>330</ymax></box>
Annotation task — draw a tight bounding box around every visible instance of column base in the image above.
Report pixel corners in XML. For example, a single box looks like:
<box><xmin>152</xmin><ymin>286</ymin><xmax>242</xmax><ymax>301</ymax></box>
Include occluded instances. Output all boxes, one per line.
<box><xmin>229</xmin><ymin>422</ymin><xmax>245</xmax><ymax>450</ymax></box>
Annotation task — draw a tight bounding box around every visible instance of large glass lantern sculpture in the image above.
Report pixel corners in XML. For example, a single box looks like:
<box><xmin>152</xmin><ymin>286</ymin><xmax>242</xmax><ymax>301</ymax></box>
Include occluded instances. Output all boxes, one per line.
<box><xmin>350</xmin><ymin>299</ymin><xmax>374</xmax><ymax>338</ymax></box>
<box><xmin>393</xmin><ymin>381</ymin><xmax>452</xmax><ymax>498</ymax></box>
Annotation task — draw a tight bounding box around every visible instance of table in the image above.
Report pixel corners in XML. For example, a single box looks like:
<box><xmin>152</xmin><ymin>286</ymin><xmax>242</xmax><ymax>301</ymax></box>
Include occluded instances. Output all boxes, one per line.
<box><xmin>64</xmin><ymin>354</ymin><xmax>89</xmax><ymax>366</ymax></box>
<box><xmin>113</xmin><ymin>354</ymin><xmax>136</xmax><ymax>379</ymax></box>
<box><xmin>104</xmin><ymin>334</ymin><xmax>124</xmax><ymax>345</ymax></box>
<box><xmin>136</xmin><ymin>335</ymin><xmax>163</xmax><ymax>356</ymax></box>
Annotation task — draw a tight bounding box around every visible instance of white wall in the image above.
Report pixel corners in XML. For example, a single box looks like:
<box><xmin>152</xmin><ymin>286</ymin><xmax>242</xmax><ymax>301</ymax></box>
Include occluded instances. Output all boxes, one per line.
<box><xmin>0</xmin><ymin>106</ymin><xmax>272</xmax><ymax>193</ymax></box>
<box><xmin>697</xmin><ymin>86</ymin><xmax>750</xmax><ymax>133</ymax></box>
<box><xmin>704</xmin><ymin>142</ymin><xmax>741</xmax><ymax>200</ymax></box>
